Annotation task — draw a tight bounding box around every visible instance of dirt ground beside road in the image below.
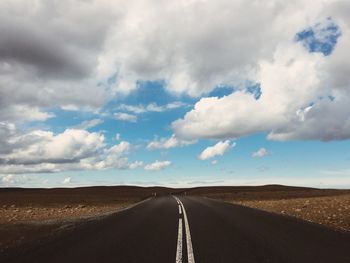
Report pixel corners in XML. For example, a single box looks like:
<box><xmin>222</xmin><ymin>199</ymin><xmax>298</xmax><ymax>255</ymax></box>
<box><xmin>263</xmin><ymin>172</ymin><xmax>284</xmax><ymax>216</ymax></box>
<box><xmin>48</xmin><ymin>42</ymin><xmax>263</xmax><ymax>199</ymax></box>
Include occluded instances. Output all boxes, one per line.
<box><xmin>0</xmin><ymin>203</ymin><xmax>130</xmax><ymax>224</ymax></box>
<box><xmin>230</xmin><ymin>194</ymin><xmax>350</xmax><ymax>232</ymax></box>
<box><xmin>0</xmin><ymin>203</ymin><xmax>134</xmax><ymax>254</ymax></box>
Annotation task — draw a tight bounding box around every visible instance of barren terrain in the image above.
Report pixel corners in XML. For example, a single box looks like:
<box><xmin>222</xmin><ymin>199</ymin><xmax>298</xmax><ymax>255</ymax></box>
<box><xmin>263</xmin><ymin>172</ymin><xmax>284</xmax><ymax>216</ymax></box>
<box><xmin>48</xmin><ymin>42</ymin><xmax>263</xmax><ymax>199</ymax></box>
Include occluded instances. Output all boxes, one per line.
<box><xmin>0</xmin><ymin>204</ymin><xmax>130</xmax><ymax>224</ymax></box>
<box><xmin>231</xmin><ymin>194</ymin><xmax>350</xmax><ymax>232</ymax></box>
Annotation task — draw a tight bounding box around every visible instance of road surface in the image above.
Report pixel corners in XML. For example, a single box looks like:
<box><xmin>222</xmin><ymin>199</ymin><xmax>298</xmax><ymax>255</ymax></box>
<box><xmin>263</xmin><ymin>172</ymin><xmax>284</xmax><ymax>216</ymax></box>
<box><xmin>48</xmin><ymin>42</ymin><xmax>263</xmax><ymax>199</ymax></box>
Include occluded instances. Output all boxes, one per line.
<box><xmin>1</xmin><ymin>195</ymin><xmax>350</xmax><ymax>263</ymax></box>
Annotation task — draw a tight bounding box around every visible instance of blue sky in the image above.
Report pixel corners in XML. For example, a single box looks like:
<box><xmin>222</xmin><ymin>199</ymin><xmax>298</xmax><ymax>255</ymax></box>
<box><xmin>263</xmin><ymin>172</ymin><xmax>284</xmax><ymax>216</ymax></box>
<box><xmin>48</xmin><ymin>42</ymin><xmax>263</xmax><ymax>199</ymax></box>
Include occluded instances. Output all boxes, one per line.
<box><xmin>1</xmin><ymin>1</ymin><xmax>350</xmax><ymax>188</ymax></box>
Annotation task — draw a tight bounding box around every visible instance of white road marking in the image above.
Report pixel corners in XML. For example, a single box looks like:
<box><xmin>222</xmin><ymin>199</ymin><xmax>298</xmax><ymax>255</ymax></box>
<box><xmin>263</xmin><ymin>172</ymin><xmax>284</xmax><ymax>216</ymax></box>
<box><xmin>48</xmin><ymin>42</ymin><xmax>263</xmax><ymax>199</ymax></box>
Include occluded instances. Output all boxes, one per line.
<box><xmin>173</xmin><ymin>196</ymin><xmax>195</xmax><ymax>263</ymax></box>
<box><xmin>176</xmin><ymin>218</ymin><xmax>183</xmax><ymax>263</ymax></box>
<box><xmin>179</xmin><ymin>205</ymin><xmax>182</xmax><ymax>215</ymax></box>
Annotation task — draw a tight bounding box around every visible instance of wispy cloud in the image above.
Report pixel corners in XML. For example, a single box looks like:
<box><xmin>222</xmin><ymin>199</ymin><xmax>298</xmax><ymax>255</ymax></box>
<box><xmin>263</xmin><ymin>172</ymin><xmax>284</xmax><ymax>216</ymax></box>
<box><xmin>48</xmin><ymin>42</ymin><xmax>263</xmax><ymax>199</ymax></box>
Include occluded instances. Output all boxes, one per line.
<box><xmin>111</xmin><ymin>102</ymin><xmax>186</xmax><ymax>123</ymax></box>
<box><xmin>144</xmin><ymin>160</ymin><xmax>171</xmax><ymax>171</ymax></box>
<box><xmin>118</xmin><ymin>102</ymin><xmax>186</xmax><ymax>114</ymax></box>
<box><xmin>114</xmin><ymin>112</ymin><xmax>137</xmax><ymax>122</ymax></box>
<box><xmin>74</xmin><ymin>119</ymin><xmax>104</xmax><ymax>130</ymax></box>
<box><xmin>321</xmin><ymin>168</ymin><xmax>350</xmax><ymax>176</ymax></box>
<box><xmin>147</xmin><ymin>134</ymin><xmax>195</xmax><ymax>150</ymax></box>
<box><xmin>252</xmin><ymin>148</ymin><xmax>269</xmax><ymax>158</ymax></box>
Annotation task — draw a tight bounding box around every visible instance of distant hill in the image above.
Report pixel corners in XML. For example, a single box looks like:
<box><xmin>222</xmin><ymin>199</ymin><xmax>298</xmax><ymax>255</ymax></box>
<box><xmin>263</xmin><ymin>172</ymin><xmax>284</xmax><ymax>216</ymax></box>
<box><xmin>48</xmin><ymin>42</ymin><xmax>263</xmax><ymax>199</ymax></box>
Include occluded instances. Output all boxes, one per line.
<box><xmin>1</xmin><ymin>184</ymin><xmax>348</xmax><ymax>206</ymax></box>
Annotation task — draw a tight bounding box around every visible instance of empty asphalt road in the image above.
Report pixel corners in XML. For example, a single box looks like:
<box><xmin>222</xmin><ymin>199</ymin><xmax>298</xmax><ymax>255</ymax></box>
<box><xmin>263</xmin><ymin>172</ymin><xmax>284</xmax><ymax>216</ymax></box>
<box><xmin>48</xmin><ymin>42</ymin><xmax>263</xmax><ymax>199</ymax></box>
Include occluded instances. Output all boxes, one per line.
<box><xmin>2</xmin><ymin>195</ymin><xmax>350</xmax><ymax>263</ymax></box>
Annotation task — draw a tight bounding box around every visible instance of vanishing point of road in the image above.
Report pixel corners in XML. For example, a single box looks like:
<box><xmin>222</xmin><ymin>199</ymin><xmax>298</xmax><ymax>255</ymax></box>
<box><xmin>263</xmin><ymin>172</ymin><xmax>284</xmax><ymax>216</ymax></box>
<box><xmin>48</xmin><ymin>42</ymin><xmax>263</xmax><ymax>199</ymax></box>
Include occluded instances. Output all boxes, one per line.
<box><xmin>2</xmin><ymin>195</ymin><xmax>350</xmax><ymax>263</ymax></box>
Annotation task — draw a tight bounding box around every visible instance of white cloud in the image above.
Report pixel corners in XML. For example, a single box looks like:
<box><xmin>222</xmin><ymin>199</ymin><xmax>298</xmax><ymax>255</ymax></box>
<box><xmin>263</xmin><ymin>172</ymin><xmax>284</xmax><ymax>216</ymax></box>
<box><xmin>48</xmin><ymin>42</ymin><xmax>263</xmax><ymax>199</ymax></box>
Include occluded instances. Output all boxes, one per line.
<box><xmin>147</xmin><ymin>134</ymin><xmax>195</xmax><ymax>150</ymax></box>
<box><xmin>173</xmin><ymin>30</ymin><xmax>350</xmax><ymax>141</ymax></box>
<box><xmin>115</xmin><ymin>133</ymin><xmax>121</xmax><ymax>140</ymax></box>
<box><xmin>129</xmin><ymin>161</ymin><xmax>144</xmax><ymax>169</ymax></box>
<box><xmin>0</xmin><ymin>105</ymin><xmax>55</xmax><ymax>122</ymax></box>
<box><xmin>252</xmin><ymin>148</ymin><xmax>269</xmax><ymax>158</ymax></box>
<box><xmin>173</xmin><ymin>43</ymin><xmax>319</xmax><ymax>140</ymax></box>
<box><xmin>0</xmin><ymin>128</ymin><xmax>105</xmax><ymax>166</ymax></box>
<box><xmin>211</xmin><ymin>160</ymin><xmax>218</xmax><ymax>165</ymax></box>
<box><xmin>144</xmin><ymin>160</ymin><xmax>171</xmax><ymax>171</ymax></box>
<box><xmin>117</xmin><ymin>105</ymin><xmax>146</xmax><ymax>114</ymax></box>
<box><xmin>81</xmin><ymin>141</ymin><xmax>141</xmax><ymax>170</ymax></box>
<box><xmin>109</xmin><ymin>141</ymin><xmax>130</xmax><ymax>155</ymax></box>
<box><xmin>99</xmin><ymin>0</ymin><xmax>324</xmax><ymax>97</ymax></box>
<box><xmin>74</xmin><ymin>119</ymin><xmax>103</xmax><ymax>130</ymax></box>
<box><xmin>0</xmin><ymin>124</ymin><xmax>142</xmax><ymax>174</ymax></box>
<box><xmin>114</xmin><ymin>112</ymin><xmax>137</xmax><ymax>122</ymax></box>
<box><xmin>62</xmin><ymin>177</ymin><xmax>72</xmax><ymax>184</ymax></box>
<box><xmin>117</xmin><ymin>102</ymin><xmax>186</xmax><ymax>114</ymax></box>
<box><xmin>198</xmin><ymin>140</ymin><xmax>234</xmax><ymax>160</ymax></box>
<box><xmin>60</xmin><ymin>105</ymin><xmax>80</xmax><ymax>111</ymax></box>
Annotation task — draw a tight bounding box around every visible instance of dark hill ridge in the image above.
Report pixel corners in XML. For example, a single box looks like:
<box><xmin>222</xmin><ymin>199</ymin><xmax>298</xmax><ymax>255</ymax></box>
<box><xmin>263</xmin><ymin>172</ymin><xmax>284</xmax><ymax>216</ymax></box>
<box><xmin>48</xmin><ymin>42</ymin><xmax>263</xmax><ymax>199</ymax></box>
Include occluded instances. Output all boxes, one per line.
<box><xmin>0</xmin><ymin>185</ymin><xmax>348</xmax><ymax>207</ymax></box>
<box><xmin>0</xmin><ymin>186</ymin><xmax>177</xmax><ymax>207</ymax></box>
<box><xmin>184</xmin><ymin>185</ymin><xmax>349</xmax><ymax>201</ymax></box>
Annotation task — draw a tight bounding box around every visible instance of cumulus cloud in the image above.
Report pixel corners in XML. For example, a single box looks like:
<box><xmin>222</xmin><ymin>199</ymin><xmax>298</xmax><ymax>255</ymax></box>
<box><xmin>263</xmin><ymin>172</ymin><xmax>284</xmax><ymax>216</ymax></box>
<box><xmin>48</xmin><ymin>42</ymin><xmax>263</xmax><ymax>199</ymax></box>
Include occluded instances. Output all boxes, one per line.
<box><xmin>173</xmin><ymin>42</ymin><xmax>322</xmax><ymax>140</ymax></box>
<box><xmin>173</xmin><ymin>15</ymin><xmax>350</xmax><ymax>141</ymax></box>
<box><xmin>74</xmin><ymin>141</ymin><xmax>142</xmax><ymax>171</ymax></box>
<box><xmin>100</xmin><ymin>0</ymin><xmax>323</xmax><ymax>97</ymax></box>
<box><xmin>147</xmin><ymin>134</ymin><xmax>195</xmax><ymax>150</ymax></box>
<box><xmin>0</xmin><ymin>128</ymin><xmax>104</xmax><ymax>166</ymax></box>
<box><xmin>144</xmin><ymin>160</ymin><xmax>171</xmax><ymax>171</ymax></box>
<box><xmin>0</xmin><ymin>124</ymin><xmax>141</xmax><ymax>174</ymax></box>
<box><xmin>198</xmin><ymin>140</ymin><xmax>234</xmax><ymax>160</ymax></box>
<box><xmin>252</xmin><ymin>148</ymin><xmax>269</xmax><ymax>158</ymax></box>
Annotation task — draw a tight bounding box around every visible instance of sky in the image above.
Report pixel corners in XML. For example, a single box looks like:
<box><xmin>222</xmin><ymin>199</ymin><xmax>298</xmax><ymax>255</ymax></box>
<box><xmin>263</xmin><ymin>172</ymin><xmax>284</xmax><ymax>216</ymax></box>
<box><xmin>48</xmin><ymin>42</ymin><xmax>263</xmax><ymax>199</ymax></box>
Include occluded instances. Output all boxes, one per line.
<box><xmin>1</xmin><ymin>0</ymin><xmax>350</xmax><ymax>188</ymax></box>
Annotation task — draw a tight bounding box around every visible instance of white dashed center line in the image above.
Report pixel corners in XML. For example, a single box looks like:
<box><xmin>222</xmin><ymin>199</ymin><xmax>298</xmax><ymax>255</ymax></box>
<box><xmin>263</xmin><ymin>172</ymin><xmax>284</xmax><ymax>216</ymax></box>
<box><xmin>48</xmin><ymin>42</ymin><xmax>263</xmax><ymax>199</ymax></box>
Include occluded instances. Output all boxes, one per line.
<box><xmin>176</xmin><ymin>218</ymin><xmax>183</xmax><ymax>263</ymax></box>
